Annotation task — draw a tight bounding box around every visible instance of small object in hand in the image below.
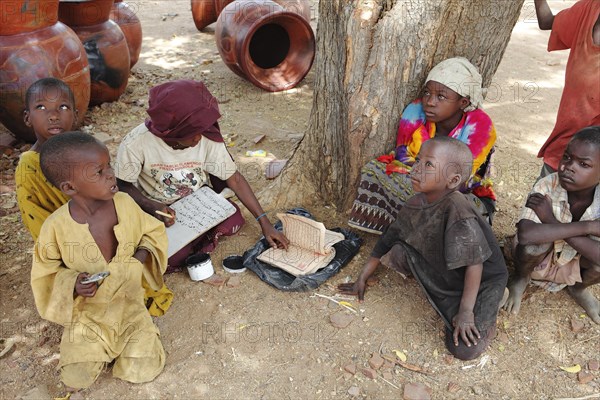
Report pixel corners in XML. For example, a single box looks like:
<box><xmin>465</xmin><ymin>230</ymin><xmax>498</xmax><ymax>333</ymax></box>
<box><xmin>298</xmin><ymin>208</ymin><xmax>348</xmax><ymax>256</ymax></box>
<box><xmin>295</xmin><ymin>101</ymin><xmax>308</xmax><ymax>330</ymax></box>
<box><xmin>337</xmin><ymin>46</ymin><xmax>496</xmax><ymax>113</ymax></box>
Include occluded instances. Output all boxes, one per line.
<box><xmin>81</xmin><ymin>271</ymin><xmax>110</xmax><ymax>284</ymax></box>
<box><xmin>222</xmin><ymin>255</ymin><xmax>246</xmax><ymax>273</ymax></box>
<box><xmin>155</xmin><ymin>210</ymin><xmax>174</xmax><ymax>219</ymax></box>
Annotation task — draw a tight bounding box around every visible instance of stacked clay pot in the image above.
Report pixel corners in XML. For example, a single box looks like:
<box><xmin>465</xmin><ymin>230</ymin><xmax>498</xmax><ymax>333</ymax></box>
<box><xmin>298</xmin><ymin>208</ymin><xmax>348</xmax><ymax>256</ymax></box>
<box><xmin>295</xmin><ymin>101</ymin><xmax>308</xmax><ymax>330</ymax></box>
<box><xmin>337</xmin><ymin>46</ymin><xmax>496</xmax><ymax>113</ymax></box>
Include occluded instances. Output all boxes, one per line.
<box><xmin>109</xmin><ymin>0</ymin><xmax>142</xmax><ymax>68</ymax></box>
<box><xmin>215</xmin><ymin>0</ymin><xmax>315</xmax><ymax>92</ymax></box>
<box><xmin>0</xmin><ymin>0</ymin><xmax>90</xmax><ymax>142</ymax></box>
<box><xmin>58</xmin><ymin>0</ymin><xmax>130</xmax><ymax>106</ymax></box>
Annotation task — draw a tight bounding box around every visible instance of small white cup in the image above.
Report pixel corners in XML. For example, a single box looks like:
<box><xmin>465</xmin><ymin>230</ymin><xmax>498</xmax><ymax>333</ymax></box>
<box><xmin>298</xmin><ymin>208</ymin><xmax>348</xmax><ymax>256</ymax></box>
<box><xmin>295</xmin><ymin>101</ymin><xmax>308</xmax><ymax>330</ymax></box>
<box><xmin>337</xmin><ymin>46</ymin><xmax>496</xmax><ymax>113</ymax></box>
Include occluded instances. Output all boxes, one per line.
<box><xmin>186</xmin><ymin>253</ymin><xmax>214</xmax><ymax>281</ymax></box>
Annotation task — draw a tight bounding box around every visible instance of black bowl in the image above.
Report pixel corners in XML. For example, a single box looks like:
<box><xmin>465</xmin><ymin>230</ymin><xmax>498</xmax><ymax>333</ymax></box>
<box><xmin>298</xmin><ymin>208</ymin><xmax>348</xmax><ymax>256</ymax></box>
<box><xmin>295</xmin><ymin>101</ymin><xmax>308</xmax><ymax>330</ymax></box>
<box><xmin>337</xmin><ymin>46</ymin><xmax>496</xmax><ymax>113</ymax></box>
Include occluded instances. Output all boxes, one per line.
<box><xmin>222</xmin><ymin>255</ymin><xmax>246</xmax><ymax>273</ymax></box>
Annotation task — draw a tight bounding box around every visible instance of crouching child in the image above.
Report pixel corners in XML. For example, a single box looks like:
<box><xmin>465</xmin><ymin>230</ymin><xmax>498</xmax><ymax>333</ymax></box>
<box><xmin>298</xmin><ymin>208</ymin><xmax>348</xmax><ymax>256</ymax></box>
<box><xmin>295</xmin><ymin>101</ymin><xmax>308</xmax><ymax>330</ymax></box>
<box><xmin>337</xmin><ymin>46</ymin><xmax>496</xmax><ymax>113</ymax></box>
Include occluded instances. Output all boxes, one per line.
<box><xmin>31</xmin><ymin>132</ymin><xmax>168</xmax><ymax>389</ymax></box>
<box><xmin>340</xmin><ymin>137</ymin><xmax>508</xmax><ymax>360</ymax></box>
<box><xmin>504</xmin><ymin>127</ymin><xmax>600</xmax><ymax>323</ymax></box>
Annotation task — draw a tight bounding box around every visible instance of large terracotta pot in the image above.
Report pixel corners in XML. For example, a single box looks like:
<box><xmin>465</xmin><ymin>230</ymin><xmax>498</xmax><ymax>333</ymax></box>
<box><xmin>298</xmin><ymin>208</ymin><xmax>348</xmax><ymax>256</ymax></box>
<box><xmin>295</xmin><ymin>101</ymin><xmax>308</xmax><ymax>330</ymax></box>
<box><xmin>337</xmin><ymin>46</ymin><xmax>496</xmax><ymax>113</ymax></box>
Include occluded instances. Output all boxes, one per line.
<box><xmin>109</xmin><ymin>0</ymin><xmax>142</xmax><ymax>68</ymax></box>
<box><xmin>0</xmin><ymin>0</ymin><xmax>90</xmax><ymax>142</ymax></box>
<box><xmin>192</xmin><ymin>0</ymin><xmax>310</xmax><ymax>31</ymax></box>
<box><xmin>215</xmin><ymin>0</ymin><xmax>315</xmax><ymax>92</ymax></box>
<box><xmin>58</xmin><ymin>0</ymin><xmax>130</xmax><ymax>106</ymax></box>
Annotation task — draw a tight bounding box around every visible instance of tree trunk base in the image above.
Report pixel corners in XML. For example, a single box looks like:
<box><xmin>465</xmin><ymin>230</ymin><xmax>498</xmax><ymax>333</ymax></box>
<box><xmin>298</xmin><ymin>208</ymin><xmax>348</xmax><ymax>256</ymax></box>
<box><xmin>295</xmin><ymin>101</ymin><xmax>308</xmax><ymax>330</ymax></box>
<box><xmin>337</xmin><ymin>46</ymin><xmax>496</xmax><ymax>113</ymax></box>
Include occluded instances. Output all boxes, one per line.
<box><xmin>277</xmin><ymin>0</ymin><xmax>524</xmax><ymax>210</ymax></box>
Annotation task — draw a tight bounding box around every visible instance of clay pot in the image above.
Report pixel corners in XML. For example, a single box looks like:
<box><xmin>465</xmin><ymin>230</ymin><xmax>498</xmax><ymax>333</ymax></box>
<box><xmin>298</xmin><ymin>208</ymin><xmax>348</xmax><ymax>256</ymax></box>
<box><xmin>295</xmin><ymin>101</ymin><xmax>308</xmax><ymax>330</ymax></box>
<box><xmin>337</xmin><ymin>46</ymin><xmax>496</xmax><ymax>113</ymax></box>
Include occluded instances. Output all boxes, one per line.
<box><xmin>0</xmin><ymin>0</ymin><xmax>59</xmax><ymax>35</ymax></box>
<box><xmin>192</xmin><ymin>0</ymin><xmax>310</xmax><ymax>31</ymax></box>
<box><xmin>109</xmin><ymin>0</ymin><xmax>142</xmax><ymax>68</ymax></box>
<box><xmin>191</xmin><ymin>0</ymin><xmax>231</xmax><ymax>31</ymax></box>
<box><xmin>0</xmin><ymin>1</ymin><xmax>90</xmax><ymax>142</ymax></box>
<box><xmin>215</xmin><ymin>0</ymin><xmax>315</xmax><ymax>92</ymax></box>
<box><xmin>58</xmin><ymin>0</ymin><xmax>130</xmax><ymax>106</ymax></box>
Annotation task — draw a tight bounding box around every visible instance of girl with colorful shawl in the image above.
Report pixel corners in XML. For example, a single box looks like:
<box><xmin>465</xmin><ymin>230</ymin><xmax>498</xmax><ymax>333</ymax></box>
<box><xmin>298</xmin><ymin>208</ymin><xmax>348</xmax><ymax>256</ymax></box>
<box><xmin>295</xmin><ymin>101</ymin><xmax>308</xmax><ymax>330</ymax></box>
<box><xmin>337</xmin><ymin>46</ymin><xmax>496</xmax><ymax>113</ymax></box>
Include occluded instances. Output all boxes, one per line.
<box><xmin>348</xmin><ymin>57</ymin><xmax>497</xmax><ymax>234</ymax></box>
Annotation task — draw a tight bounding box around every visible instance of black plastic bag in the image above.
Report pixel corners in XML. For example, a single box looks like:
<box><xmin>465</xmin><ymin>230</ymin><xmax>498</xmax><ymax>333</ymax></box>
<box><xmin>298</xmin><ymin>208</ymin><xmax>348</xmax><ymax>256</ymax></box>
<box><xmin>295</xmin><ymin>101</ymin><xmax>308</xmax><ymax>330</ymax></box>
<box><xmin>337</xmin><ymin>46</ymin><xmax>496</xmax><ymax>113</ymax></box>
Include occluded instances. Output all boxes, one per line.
<box><xmin>242</xmin><ymin>208</ymin><xmax>362</xmax><ymax>291</ymax></box>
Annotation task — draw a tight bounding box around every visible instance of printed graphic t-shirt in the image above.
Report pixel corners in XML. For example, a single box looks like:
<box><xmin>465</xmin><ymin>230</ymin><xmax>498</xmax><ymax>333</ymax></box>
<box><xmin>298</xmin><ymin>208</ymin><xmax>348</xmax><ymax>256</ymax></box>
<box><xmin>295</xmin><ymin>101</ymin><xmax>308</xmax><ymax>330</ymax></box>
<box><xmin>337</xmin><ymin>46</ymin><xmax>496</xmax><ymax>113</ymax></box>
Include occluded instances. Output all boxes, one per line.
<box><xmin>116</xmin><ymin>123</ymin><xmax>237</xmax><ymax>204</ymax></box>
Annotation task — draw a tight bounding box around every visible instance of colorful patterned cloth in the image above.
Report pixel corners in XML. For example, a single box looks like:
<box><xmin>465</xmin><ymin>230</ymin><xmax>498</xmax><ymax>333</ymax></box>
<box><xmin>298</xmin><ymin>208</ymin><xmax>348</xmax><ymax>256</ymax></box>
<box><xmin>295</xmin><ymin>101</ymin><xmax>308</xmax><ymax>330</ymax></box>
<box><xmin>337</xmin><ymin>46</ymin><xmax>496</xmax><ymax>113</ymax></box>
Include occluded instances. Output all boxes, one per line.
<box><xmin>349</xmin><ymin>99</ymin><xmax>496</xmax><ymax>234</ymax></box>
<box><xmin>389</xmin><ymin>99</ymin><xmax>495</xmax><ymax>196</ymax></box>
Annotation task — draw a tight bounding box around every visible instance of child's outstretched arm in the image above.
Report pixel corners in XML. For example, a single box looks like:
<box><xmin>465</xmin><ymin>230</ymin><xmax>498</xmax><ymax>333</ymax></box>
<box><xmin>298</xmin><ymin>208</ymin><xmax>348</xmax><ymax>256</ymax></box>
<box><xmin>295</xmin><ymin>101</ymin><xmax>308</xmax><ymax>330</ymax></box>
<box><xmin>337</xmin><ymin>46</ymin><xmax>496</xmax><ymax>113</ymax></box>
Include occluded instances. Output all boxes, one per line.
<box><xmin>338</xmin><ymin>257</ymin><xmax>380</xmax><ymax>302</ymax></box>
<box><xmin>534</xmin><ymin>0</ymin><xmax>554</xmax><ymax>30</ymax></box>
<box><xmin>226</xmin><ymin>171</ymin><xmax>289</xmax><ymax>249</ymax></box>
<box><xmin>453</xmin><ymin>263</ymin><xmax>483</xmax><ymax>347</ymax></box>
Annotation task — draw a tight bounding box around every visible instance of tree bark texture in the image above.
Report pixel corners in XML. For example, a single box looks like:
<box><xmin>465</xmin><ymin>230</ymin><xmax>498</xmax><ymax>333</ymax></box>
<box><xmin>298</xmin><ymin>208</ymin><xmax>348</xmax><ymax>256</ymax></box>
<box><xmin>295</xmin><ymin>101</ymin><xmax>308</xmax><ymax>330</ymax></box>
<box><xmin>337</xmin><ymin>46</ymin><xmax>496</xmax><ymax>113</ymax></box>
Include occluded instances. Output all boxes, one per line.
<box><xmin>261</xmin><ymin>0</ymin><xmax>525</xmax><ymax>212</ymax></box>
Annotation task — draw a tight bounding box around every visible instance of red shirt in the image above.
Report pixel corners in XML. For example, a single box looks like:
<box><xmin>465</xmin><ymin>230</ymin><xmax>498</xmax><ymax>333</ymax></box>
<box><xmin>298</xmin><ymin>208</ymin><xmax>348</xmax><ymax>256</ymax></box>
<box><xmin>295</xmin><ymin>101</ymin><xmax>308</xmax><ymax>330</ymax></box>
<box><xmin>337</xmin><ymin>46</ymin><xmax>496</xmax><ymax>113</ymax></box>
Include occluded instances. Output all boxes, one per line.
<box><xmin>538</xmin><ymin>0</ymin><xmax>600</xmax><ymax>169</ymax></box>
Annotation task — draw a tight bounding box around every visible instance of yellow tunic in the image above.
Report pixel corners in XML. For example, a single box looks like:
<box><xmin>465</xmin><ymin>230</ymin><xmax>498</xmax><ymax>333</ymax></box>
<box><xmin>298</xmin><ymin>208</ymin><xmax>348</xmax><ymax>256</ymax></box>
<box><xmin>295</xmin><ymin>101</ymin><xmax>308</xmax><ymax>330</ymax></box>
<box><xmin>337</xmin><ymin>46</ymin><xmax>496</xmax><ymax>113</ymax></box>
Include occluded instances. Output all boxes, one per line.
<box><xmin>16</xmin><ymin>151</ymin><xmax>69</xmax><ymax>241</ymax></box>
<box><xmin>16</xmin><ymin>151</ymin><xmax>173</xmax><ymax>316</ymax></box>
<box><xmin>32</xmin><ymin>192</ymin><xmax>168</xmax><ymax>386</ymax></box>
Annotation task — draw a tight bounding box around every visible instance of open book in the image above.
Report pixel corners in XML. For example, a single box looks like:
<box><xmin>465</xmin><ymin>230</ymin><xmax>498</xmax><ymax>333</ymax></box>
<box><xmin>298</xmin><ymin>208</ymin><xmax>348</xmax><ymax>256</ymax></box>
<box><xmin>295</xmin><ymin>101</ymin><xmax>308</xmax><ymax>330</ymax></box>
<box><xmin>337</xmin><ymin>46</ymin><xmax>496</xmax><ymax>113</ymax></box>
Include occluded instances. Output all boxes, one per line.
<box><xmin>166</xmin><ymin>186</ymin><xmax>236</xmax><ymax>257</ymax></box>
<box><xmin>257</xmin><ymin>213</ymin><xmax>345</xmax><ymax>276</ymax></box>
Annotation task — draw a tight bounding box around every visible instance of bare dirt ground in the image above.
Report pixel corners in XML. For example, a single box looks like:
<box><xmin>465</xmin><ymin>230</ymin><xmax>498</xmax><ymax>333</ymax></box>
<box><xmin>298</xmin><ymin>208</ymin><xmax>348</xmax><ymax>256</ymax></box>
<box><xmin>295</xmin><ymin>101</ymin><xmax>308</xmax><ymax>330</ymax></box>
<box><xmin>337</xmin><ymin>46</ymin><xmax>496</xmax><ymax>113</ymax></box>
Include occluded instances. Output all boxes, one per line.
<box><xmin>1</xmin><ymin>1</ymin><xmax>599</xmax><ymax>399</ymax></box>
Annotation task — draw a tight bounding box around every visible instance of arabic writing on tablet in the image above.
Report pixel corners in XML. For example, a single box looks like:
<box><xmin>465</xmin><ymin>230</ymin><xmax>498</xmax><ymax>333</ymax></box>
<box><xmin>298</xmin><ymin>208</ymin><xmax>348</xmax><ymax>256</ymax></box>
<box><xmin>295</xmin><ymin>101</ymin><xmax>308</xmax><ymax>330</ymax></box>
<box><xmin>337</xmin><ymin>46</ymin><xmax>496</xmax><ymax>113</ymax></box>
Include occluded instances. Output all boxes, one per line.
<box><xmin>166</xmin><ymin>186</ymin><xmax>236</xmax><ymax>257</ymax></box>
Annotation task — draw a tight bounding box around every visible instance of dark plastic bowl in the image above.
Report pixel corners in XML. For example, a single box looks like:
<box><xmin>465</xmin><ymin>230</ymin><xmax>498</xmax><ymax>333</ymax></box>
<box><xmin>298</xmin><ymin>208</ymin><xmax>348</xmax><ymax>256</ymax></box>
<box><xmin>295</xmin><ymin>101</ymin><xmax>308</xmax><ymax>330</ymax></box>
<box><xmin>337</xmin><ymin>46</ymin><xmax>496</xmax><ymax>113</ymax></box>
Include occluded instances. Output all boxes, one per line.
<box><xmin>222</xmin><ymin>255</ymin><xmax>246</xmax><ymax>274</ymax></box>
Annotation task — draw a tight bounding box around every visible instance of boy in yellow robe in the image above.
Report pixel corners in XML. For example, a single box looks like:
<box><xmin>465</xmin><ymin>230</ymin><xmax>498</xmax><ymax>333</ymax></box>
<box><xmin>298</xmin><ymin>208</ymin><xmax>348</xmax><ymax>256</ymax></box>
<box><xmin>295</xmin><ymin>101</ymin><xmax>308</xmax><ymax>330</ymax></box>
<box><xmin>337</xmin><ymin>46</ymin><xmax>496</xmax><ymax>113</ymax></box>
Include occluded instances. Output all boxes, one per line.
<box><xmin>32</xmin><ymin>132</ymin><xmax>168</xmax><ymax>389</ymax></box>
<box><xmin>17</xmin><ymin>78</ymin><xmax>173</xmax><ymax>317</ymax></box>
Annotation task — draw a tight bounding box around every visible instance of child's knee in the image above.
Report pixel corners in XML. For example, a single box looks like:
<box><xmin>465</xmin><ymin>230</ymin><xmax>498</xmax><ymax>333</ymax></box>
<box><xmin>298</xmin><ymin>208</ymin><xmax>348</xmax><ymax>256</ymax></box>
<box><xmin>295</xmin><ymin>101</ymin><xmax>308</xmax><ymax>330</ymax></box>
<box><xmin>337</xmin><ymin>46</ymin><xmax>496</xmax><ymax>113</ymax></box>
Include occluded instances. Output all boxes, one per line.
<box><xmin>61</xmin><ymin>362</ymin><xmax>104</xmax><ymax>389</ymax></box>
<box><xmin>444</xmin><ymin>326</ymin><xmax>495</xmax><ymax>361</ymax></box>
<box><xmin>445</xmin><ymin>336</ymin><xmax>486</xmax><ymax>360</ymax></box>
<box><xmin>112</xmin><ymin>341</ymin><xmax>165</xmax><ymax>383</ymax></box>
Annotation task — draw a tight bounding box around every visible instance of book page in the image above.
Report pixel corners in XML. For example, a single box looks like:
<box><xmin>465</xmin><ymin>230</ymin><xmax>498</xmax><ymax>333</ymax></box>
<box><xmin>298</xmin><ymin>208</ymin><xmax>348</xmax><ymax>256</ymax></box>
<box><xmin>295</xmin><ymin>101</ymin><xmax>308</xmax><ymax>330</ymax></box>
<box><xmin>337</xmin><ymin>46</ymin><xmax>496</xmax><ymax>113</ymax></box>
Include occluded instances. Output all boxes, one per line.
<box><xmin>324</xmin><ymin>229</ymin><xmax>345</xmax><ymax>250</ymax></box>
<box><xmin>257</xmin><ymin>245</ymin><xmax>336</xmax><ymax>276</ymax></box>
<box><xmin>277</xmin><ymin>213</ymin><xmax>326</xmax><ymax>254</ymax></box>
<box><xmin>166</xmin><ymin>186</ymin><xmax>236</xmax><ymax>257</ymax></box>
<box><xmin>256</xmin><ymin>213</ymin><xmax>346</xmax><ymax>276</ymax></box>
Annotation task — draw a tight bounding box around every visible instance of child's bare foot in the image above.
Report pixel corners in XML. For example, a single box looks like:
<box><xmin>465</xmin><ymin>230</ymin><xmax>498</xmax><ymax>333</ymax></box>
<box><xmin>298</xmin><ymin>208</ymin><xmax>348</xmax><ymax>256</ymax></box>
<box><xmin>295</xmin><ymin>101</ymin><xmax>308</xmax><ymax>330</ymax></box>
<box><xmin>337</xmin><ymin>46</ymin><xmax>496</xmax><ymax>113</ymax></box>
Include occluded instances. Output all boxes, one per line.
<box><xmin>567</xmin><ymin>286</ymin><xmax>600</xmax><ymax>324</ymax></box>
<box><xmin>503</xmin><ymin>276</ymin><xmax>529</xmax><ymax>314</ymax></box>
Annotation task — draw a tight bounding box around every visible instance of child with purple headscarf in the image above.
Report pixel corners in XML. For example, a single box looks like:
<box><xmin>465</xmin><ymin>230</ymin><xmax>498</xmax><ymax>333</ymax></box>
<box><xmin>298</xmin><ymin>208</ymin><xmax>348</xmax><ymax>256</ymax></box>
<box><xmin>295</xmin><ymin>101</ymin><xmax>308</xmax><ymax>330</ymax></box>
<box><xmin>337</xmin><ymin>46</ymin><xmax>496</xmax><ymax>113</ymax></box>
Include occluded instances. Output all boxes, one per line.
<box><xmin>116</xmin><ymin>80</ymin><xmax>289</xmax><ymax>271</ymax></box>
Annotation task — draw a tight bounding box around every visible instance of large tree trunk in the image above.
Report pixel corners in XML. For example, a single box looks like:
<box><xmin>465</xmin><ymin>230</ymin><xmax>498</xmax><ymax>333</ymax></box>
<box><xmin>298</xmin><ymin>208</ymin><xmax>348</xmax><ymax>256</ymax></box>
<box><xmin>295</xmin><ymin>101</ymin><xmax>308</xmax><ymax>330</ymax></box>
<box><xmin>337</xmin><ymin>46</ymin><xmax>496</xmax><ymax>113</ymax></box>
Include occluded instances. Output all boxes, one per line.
<box><xmin>261</xmin><ymin>0</ymin><xmax>525</xmax><ymax>212</ymax></box>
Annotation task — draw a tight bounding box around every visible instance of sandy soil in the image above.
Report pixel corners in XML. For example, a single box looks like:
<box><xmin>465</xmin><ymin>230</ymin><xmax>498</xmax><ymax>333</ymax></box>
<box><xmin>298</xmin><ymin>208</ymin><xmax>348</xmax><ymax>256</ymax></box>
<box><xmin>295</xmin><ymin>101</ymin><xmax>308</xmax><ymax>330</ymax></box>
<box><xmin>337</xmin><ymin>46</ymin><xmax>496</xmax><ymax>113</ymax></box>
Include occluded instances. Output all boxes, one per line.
<box><xmin>1</xmin><ymin>1</ymin><xmax>599</xmax><ymax>399</ymax></box>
